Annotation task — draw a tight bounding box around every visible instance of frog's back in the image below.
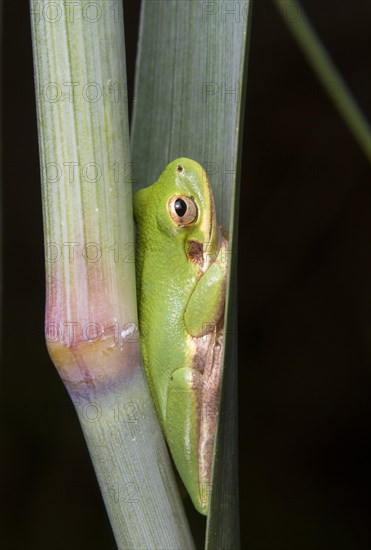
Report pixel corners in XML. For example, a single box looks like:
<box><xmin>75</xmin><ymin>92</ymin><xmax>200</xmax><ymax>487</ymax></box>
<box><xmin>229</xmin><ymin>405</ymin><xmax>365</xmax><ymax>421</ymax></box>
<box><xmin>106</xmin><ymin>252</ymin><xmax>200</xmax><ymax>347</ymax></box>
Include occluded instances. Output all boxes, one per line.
<box><xmin>137</xmin><ymin>242</ymin><xmax>196</xmax><ymax>420</ymax></box>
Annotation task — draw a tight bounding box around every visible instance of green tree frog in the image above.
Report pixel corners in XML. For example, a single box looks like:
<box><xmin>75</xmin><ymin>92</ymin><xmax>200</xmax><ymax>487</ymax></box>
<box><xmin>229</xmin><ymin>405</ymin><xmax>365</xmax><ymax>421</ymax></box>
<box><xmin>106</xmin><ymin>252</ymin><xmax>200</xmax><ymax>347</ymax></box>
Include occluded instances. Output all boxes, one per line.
<box><xmin>134</xmin><ymin>158</ymin><xmax>228</xmax><ymax>515</ymax></box>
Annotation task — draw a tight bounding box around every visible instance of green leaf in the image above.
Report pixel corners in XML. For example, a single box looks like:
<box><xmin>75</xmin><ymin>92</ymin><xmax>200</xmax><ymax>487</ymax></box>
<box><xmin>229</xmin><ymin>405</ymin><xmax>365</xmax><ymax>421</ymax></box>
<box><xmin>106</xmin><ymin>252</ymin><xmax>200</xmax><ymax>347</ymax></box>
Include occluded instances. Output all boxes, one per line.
<box><xmin>131</xmin><ymin>1</ymin><xmax>252</xmax><ymax>547</ymax></box>
<box><xmin>274</xmin><ymin>0</ymin><xmax>371</xmax><ymax>164</ymax></box>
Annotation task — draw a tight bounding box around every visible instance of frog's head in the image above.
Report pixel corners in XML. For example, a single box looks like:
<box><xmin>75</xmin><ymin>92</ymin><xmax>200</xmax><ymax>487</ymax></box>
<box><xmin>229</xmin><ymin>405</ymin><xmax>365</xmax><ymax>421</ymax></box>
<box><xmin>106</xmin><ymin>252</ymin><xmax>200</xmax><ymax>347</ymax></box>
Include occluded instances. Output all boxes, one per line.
<box><xmin>134</xmin><ymin>158</ymin><xmax>221</xmax><ymax>271</ymax></box>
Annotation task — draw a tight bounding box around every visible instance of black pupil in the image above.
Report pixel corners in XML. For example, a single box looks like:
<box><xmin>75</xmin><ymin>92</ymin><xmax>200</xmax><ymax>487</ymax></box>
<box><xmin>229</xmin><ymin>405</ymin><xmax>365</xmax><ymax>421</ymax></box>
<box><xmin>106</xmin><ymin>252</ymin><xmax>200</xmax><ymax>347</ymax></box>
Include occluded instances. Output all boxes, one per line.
<box><xmin>174</xmin><ymin>198</ymin><xmax>187</xmax><ymax>217</ymax></box>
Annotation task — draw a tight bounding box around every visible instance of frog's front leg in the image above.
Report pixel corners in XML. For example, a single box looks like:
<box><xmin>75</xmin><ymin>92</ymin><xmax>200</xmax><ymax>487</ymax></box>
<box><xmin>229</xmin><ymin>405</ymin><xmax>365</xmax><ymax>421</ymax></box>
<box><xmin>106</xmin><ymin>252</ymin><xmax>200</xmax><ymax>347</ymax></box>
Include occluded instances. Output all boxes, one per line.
<box><xmin>184</xmin><ymin>238</ymin><xmax>228</xmax><ymax>337</ymax></box>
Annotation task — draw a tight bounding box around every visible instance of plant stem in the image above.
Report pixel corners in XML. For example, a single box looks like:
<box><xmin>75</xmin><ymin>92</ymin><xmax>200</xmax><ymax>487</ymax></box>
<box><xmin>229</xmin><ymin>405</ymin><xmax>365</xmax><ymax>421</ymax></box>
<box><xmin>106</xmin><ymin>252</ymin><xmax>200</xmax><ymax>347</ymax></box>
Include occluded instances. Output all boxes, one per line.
<box><xmin>30</xmin><ymin>1</ymin><xmax>194</xmax><ymax>547</ymax></box>
<box><xmin>274</xmin><ymin>0</ymin><xmax>371</xmax><ymax>163</ymax></box>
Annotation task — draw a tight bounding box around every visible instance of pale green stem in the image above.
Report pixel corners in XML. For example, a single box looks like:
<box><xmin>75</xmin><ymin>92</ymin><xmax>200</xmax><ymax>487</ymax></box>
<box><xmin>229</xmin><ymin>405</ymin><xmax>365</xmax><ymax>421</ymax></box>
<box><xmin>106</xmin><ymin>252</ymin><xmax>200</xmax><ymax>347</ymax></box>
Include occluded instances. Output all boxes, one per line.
<box><xmin>29</xmin><ymin>1</ymin><xmax>194</xmax><ymax>547</ymax></box>
<box><xmin>275</xmin><ymin>0</ymin><xmax>371</xmax><ymax>163</ymax></box>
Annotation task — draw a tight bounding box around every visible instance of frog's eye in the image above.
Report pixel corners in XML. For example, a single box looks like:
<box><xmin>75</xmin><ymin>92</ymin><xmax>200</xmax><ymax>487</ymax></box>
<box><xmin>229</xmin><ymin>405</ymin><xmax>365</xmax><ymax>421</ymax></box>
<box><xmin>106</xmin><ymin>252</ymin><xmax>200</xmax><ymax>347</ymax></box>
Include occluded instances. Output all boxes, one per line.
<box><xmin>168</xmin><ymin>195</ymin><xmax>198</xmax><ymax>226</ymax></box>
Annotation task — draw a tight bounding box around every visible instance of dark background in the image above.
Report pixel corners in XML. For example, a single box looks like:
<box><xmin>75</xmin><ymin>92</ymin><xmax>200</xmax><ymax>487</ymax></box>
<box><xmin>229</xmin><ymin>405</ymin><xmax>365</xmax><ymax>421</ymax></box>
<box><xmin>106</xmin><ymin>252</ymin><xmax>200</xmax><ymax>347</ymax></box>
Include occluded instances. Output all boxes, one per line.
<box><xmin>1</xmin><ymin>1</ymin><xmax>371</xmax><ymax>548</ymax></box>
